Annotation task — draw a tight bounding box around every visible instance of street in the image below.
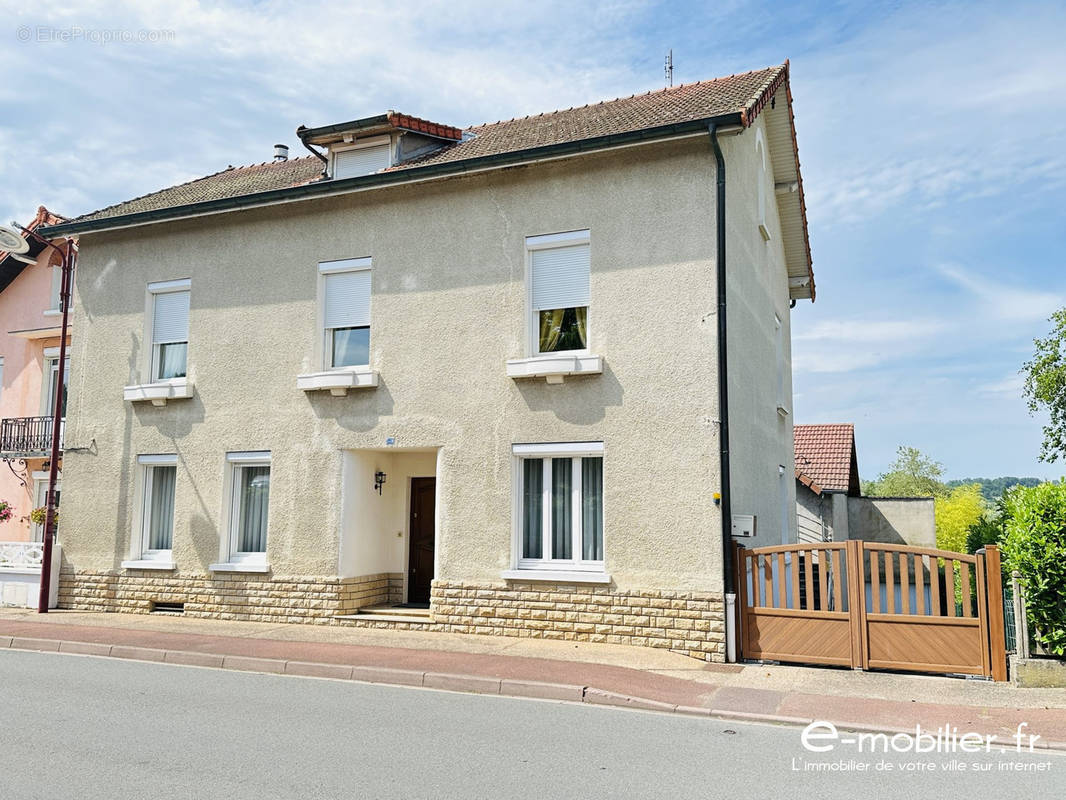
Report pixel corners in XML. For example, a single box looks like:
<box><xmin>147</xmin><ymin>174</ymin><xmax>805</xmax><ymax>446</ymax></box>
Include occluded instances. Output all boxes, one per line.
<box><xmin>0</xmin><ymin>650</ymin><xmax>1061</xmax><ymax>798</ymax></box>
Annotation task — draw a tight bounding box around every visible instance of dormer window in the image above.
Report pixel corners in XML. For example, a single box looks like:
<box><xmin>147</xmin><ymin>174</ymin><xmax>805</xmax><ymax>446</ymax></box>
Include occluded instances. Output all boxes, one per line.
<box><xmin>299</xmin><ymin>112</ymin><xmax>462</xmax><ymax>180</ymax></box>
<box><xmin>331</xmin><ymin>137</ymin><xmax>392</xmax><ymax>179</ymax></box>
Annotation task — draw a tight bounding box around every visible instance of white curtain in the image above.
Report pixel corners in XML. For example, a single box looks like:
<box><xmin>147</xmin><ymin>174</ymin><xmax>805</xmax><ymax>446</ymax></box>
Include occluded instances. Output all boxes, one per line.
<box><xmin>582</xmin><ymin>457</ymin><xmax>603</xmax><ymax>561</ymax></box>
<box><xmin>551</xmin><ymin>458</ymin><xmax>572</xmax><ymax>560</ymax></box>
<box><xmin>158</xmin><ymin>342</ymin><xmax>187</xmax><ymax>380</ymax></box>
<box><xmin>238</xmin><ymin>466</ymin><xmax>270</xmax><ymax>553</ymax></box>
<box><xmin>522</xmin><ymin>459</ymin><xmax>542</xmax><ymax>559</ymax></box>
<box><xmin>148</xmin><ymin>466</ymin><xmax>176</xmax><ymax>550</ymax></box>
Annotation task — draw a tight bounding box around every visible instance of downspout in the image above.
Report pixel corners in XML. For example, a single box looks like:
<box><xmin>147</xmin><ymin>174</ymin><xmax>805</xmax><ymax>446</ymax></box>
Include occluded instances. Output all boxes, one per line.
<box><xmin>708</xmin><ymin>122</ymin><xmax>736</xmax><ymax>661</ymax></box>
<box><xmin>295</xmin><ymin>126</ymin><xmax>329</xmax><ymax>177</ymax></box>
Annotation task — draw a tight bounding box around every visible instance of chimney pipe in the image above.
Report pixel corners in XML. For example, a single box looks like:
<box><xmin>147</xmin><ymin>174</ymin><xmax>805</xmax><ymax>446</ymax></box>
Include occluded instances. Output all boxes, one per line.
<box><xmin>273</xmin><ymin>144</ymin><xmax>289</xmax><ymax>162</ymax></box>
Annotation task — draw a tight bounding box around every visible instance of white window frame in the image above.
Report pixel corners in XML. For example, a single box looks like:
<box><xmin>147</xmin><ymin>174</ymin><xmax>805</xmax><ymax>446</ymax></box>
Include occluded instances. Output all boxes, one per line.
<box><xmin>31</xmin><ymin>471</ymin><xmax>60</xmax><ymax>544</ymax></box>
<box><xmin>329</xmin><ymin>136</ymin><xmax>392</xmax><ymax>180</ymax></box>
<box><xmin>133</xmin><ymin>454</ymin><xmax>178</xmax><ymax>564</ymax></box>
<box><xmin>526</xmin><ymin>230</ymin><xmax>591</xmax><ymax>358</ymax></box>
<box><xmin>510</xmin><ymin>441</ymin><xmax>605</xmax><ymax>576</ymax></box>
<box><xmin>318</xmin><ymin>257</ymin><xmax>372</xmax><ymax>371</ymax></box>
<box><xmin>214</xmin><ymin>451</ymin><xmax>272</xmax><ymax>571</ymax></box>
<box><xmin>146</xmin><ymin>278</ymin><xmax>191</xmax><ymax>385</ymax></box>
<box><xmin>41</xmin><ymin>347</ymin><xmax>68</xmax><ymax>418</ymax></box>
<box><xmin>45</xmin><ymin>265</ymin><xmax>63</xmax><ymax>314</ymax></box>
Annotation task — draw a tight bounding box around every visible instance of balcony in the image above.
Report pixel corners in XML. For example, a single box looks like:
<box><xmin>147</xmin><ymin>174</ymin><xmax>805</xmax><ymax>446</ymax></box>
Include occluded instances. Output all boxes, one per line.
<box><xmin>0</xmin><ymin>416</ymin><xmax>63</xmax><ymax>457</ymax></box>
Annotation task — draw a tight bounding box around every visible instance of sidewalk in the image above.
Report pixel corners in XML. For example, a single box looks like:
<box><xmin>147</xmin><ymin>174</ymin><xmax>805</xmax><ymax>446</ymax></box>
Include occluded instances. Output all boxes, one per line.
<box><xmin>3</xmin><ymin>608</ymin><xmax>1065</xmax><ymax>749</ymax></box>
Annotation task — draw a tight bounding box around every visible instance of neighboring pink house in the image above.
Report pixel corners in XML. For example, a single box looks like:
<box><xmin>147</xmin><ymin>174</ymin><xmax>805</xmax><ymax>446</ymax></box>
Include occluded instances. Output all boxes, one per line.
<box><xmin>0</xmin><ymin>206</ymin><xmax>71</xmax><ymax>545</ymax></box>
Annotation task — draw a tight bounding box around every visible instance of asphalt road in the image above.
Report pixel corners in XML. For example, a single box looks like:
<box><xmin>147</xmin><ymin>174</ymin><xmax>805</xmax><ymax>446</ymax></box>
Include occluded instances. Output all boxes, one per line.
<box><xmin>0</xmin><ymin>650</ymin><xmax>1061</xmax><ymax>799</ymax></box>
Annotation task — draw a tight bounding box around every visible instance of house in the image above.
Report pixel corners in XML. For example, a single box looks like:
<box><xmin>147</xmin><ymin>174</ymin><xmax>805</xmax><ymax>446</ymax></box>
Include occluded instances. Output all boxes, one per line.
<box><xmin>40</xmin><ymin>63</ymin><xmax>814</xmax><ymax>661</ymax></box>
<box><xmin>795</xmin><ymin>423</ymin><xmax>935</xmax><ymax>547</ymax></box>
<box><xmin>0</xmin><ymin>206</ymin><xmax>71</xmax><ymax>605</ymax></box>
<box><xmin>0</xmin><ymin>206</ymin><xmax>71</xmax><ymax>541</ymax></box>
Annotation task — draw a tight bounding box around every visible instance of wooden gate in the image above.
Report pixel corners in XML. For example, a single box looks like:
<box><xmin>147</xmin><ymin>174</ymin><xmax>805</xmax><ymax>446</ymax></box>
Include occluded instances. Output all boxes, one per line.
<box><xmin>734</xmin><ymin>541</ymin><xmax>1007</xmax><ymax>680</ymax></box>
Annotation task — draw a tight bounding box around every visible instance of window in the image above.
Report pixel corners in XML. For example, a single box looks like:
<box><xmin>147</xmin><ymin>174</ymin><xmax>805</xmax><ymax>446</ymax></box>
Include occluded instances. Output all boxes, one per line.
<box><xmin>48</xmin><ymin>265</ymin><xmax>63</xmax><ymax>312</ymax></box>
<box><xmin>0</xmin><ymin>356</ymin><xmax>4</xmax><ymax>405</ymax></box>
<box><xmin>32</xmin><ymin>473</ymin><xmax>60</xmax><ymax>543</ymax></box>
<box><xmin>527</xmin><ymin>230</ymin><xmax>590</xmax><ymax>355</ymax></box>
<box><xmin>149</xmin><ymin>279</ymin><xmax>190</xmax><ymax>382</ymax></box>
<box><xmin>320</xmin><ymin>258</ymin><xmax>371</xmax><ymax>369</ymax></box>
<box><xmin>138</xmin><ymin>455</ymin><xmax>177</xmax><ymax>558</ymax></box>
<box><xmin>43</xmin><ymin>350</ymin><xmax>68</xmax><ymax>418</ymax></box>
<box><xmin>513</xmin><ymin>442</ymin><xmax>604</xmax><ymax>572</ymax></box>
<box><xmin>332</xmin><ymin>139</ymin><xmax>391</xmax><ymax>179</ymax></box>
<box><xmin>225</xmin><ymin>452</ymin><xmax>271</xmax><ymax>565</ymax></box>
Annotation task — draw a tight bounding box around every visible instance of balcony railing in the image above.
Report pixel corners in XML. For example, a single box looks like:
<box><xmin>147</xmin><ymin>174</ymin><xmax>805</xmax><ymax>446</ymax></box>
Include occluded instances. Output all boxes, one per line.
<box><xmin>0</xmin><ymin>416</ymin><xmax>63</xmax><ymax>456</ymax></box>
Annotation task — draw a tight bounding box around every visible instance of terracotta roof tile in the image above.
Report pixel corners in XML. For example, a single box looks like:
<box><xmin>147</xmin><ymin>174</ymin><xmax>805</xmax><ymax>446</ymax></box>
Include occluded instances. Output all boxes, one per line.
<box><xmin>69</xmin><ymin>65</ymin><xmax>786</xmax><ymax>225</ymax></box>
<box><xmin>794</xmin><ymin>424</ymin><xmax>860</xmax><ymax>495</ymax></box>
<box><xmin>73</xmin><ymin>158</ymin><xmax>325</xmax><ymax>224</ymax></box>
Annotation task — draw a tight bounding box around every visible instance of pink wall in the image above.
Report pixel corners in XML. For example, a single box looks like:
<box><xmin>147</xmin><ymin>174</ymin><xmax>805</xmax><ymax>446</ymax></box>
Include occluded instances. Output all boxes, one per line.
<box><xmin>0</xmin><ymin>238</ymin><xmax>71</xmax><ymax>542</ymax></box>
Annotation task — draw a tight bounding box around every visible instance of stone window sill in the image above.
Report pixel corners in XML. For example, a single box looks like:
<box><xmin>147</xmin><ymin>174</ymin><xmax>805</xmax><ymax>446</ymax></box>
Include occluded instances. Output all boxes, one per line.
<box><xmin>208</xmin><ymin>561</ymin><xmax>271</xmax><ymax>574</ymax></box>
<box><xmin>505</xmin><ymin>354</ymin><xmax>602</xmax><ymax>384</ymax></box>
<box><xmin>121</xmin><ymin>559</ymin><xmax>177</xmax><ymax>571</ymax></box>
<box><xmin>500</xmin><ymin>569</ymin><xmax>611</xmax><ymax>584</ymax></box>
<box><xmin>123</xmin><ymin>379</ymin><xmax>194</xmax><ymax>407</ymax></box>
<box><xmin>297</xmin><ymin>367</ymin><xmax>378</xmax><ymax>396</ymax></box>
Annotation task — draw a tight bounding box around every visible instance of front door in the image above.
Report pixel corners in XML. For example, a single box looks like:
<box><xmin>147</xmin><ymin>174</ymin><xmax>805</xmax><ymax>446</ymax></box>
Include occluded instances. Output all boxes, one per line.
<box><xmin>407</xmin><ymin>477</ymin><xmax>436</xmax><ymax>605</ymax></box>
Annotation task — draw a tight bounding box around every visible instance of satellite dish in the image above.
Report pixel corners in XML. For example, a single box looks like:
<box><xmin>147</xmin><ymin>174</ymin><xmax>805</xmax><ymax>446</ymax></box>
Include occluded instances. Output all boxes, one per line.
<box><xmin>0</xmin><ymin>224</ymin><xmax>30</xmax><ymax>254</ymax></box>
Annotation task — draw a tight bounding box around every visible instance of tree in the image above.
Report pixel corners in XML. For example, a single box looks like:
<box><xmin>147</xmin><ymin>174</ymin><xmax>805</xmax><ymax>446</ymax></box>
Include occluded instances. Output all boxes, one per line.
<box><xmin>946</xmin><ymin>477</ymin><xmax>1042</xmax><ymax>504</ymax></box>
<box><xmin>864</xmin><ymin>446</ymin><xmax>948</xmax><ymax>498</ymax></box>
<box><xmin>934</xmin><ymin>484</ymin><xmax>986</xmax><ymax>553</ymax></box>
<box><xmin>1022</xmin><ymin>308</ymin><xmax>1066</xmax><ymax>462</ymax></box>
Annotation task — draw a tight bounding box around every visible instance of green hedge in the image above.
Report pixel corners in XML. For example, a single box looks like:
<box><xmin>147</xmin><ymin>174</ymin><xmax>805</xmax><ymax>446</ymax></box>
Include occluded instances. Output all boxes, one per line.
<box><xmin>1001</xmin><ymin>482</ymin><xmax>1066</xmax><ymax>656</ymax></box>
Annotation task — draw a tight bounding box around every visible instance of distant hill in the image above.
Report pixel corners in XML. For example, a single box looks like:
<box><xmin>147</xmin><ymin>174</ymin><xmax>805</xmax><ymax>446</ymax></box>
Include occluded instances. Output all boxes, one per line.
<box><xmin>945</xmin><ymin>477</ymin><xmax>1043</xmax><ymax>503</ymax></box>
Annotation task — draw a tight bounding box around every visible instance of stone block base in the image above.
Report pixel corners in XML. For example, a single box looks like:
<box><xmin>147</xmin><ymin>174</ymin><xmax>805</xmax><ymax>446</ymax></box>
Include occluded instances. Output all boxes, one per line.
<box><xmin>58</xmin><ymin>571</ymin><xmax>726</xmax><ymax>661</ymax></box>
<box><xmin>57</xmin><ymin>570</ymin><xmax>403</xmax><ymax>624</ymax></box>
<box><xmin>431</xmin><ymin>580</ymin><xmax>726</xmax><ymax>661</ymax></box>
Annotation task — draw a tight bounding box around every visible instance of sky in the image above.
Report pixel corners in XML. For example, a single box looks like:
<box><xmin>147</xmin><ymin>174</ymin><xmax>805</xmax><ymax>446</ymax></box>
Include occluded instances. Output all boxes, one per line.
<box><xmin>2</xmin><ymin>0</ymin><xmax>1064</xmax><ymax>481</ymax></box>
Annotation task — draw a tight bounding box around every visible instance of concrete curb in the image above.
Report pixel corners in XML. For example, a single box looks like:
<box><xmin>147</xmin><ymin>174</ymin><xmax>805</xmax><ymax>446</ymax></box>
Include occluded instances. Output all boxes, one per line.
<box><xmin>4</xmin><ymin>635</ymin><xmax>1066</xmax><ymax>753</ymax></box>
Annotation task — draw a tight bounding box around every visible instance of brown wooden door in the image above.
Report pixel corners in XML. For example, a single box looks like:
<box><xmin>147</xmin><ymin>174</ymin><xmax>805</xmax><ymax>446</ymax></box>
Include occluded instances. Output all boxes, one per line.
<box><xmin>407</xmin><ymin>477</ymin><xmax>436</xmax><ymax>605</ymax></box>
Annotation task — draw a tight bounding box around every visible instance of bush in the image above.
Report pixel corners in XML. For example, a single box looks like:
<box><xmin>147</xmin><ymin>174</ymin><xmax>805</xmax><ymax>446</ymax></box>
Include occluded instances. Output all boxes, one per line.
<box><xmin>965</xmin><ymin>514</ymin><xmax>1003</xmax><ymax>555</ymax></box>
<box><xmin>1001</xmin><ymin>481</ymin><xmax>1066</xmax><ymax>656</ymax></box>
<box><xmin>935</xmin><ymin>484</ymin><xmax>985</xmax><ymax>553</ymax></box>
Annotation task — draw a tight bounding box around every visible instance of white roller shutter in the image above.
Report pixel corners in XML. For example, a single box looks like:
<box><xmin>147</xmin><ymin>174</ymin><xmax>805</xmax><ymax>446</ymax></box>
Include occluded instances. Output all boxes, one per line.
<box><xmin>324</xmin><ymin>270</ymin><xmax>371</xmax><ymax>328</ymax></box>
<box><xmin>531</xmin><ymin>243</ymin><xmax>590</xmax><ymax>310</ymax></box>
<box><xmin>153</xmin><ymin>290</ymin><xmax>189</xmax><ymax>344</ymax></box>
<box><xmin>333</xmin><ymin>144</ymin><xmax>391</xmax><ymax>179</ymax></box>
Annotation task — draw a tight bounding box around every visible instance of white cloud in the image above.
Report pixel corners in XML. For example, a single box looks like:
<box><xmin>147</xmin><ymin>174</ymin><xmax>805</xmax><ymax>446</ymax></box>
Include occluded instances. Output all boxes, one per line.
<box><xmin>793</xmin><ymin>2</ymin><xmax>1066</xmax><ymax>225</ymax></box>
<box><xmin>935</xmin><ymin>264</ymin><xmax>1063</xmax><ymax>323</ymax></box>
<box><xmin>976</xmin><ymin>374</ymin><xmax>1025</xmax><ymax>397</ymax></box>
<box><xmin>792</xmin><ymin>318</ymin><xmax>949</xmax><ymax>373</ymax></box>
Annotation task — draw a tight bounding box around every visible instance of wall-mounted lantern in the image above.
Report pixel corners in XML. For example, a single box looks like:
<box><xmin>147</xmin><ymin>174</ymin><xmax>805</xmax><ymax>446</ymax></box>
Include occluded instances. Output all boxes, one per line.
<box><xmin>374</xmin><ymin>471</ymin><xmax>387</xmax><ymax>495</ymax></box>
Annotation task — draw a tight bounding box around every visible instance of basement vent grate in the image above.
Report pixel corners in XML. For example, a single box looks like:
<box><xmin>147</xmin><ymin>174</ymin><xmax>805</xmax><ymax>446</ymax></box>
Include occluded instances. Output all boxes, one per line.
<box><xmin>150</xmin><ymin>601</ymin><xmax>185</xmax><ymax>615</ymax></box>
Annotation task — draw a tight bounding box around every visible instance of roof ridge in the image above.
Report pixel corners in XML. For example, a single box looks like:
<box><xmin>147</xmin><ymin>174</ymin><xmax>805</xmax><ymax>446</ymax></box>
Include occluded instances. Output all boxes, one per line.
<box><xmin>468</xmin><ymin>64</ymin><xmax>783</xmax><ymax>131</ymax></box>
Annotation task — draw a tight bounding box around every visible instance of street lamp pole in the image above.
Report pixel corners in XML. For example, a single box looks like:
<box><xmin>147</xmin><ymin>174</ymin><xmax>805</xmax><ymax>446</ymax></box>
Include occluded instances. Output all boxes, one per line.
<box><xmin>36</xmin><ymin>238</ymin><xmax>74</xmax><ymax>612</ymax></box>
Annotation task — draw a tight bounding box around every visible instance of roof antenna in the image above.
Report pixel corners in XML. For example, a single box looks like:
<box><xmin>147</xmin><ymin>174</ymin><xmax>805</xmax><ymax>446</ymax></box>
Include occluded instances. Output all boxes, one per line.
<box><xmin>664</xmin><ymin>49</ymin><xmax>674</xmax><ymax>87</ymax></box>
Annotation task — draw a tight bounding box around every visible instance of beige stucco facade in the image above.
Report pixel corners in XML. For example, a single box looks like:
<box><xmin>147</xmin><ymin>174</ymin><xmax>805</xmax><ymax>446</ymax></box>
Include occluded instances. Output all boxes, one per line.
<box><xmin>57</xmin><ymin>122</ymin><xmax>798</xmax><ymax>660</ymax></box>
